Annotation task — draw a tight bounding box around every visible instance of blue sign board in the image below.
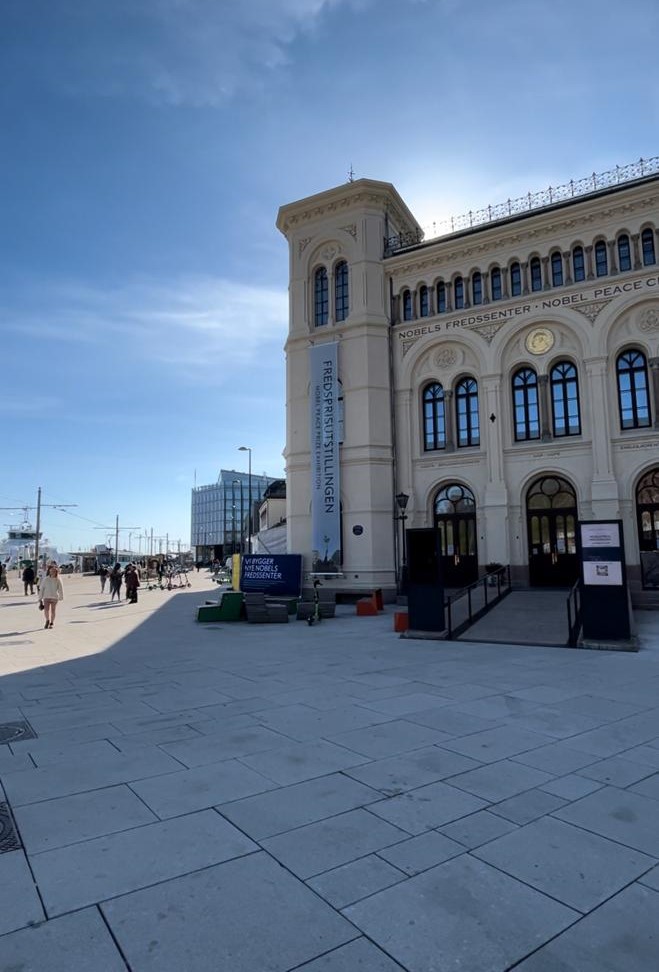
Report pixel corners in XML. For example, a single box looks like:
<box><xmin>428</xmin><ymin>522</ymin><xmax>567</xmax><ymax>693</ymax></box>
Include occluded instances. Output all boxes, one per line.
<box><xmin>240</xmin><ymin>555</ymin><xmax>303</xmax><ymax>596</ymax></box>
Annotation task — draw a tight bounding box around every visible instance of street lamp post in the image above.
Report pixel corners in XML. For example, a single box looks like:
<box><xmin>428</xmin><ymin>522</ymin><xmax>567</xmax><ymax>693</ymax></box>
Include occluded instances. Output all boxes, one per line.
<box><xmin>232</xmin><ymin>479</ymin><xmax>243</xmax><ymax>553</ymax></box>
<box><xmin>395</xmin><ymin>492</ymin><xmax>409</xmax><ymax>594</ymax></box>
<box><xmin>238</xmin><ymin>446</ymin><xmax>252</xmax><ymax>554</ymax></box>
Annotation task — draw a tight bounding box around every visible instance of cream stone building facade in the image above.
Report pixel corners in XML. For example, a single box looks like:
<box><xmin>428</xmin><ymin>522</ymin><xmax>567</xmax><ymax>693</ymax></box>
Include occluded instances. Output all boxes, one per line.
<box><xmin>277</xmin><ymin>161</ymin><xmax>659</xmax><ymax>602</ymax></box>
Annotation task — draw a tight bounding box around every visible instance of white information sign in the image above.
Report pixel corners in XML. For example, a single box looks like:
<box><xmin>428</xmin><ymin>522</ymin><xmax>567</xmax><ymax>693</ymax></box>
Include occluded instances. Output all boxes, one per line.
<box><xmin>581</xmin><ymin>523</ymin><xmax>620</xmax><ymax>549</ymax></box>
<box><xmin>583</xmin><ymin>561</ymin><xmax>623</xmax><ymax>586</ymax></box>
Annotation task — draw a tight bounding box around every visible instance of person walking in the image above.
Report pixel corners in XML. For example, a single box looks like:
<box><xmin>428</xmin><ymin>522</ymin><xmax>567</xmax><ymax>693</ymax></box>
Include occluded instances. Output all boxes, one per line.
<box><xmin>99</xmin><ymin>564</ymin><xmax>109</xmax><ymax>593</ymax></box>
<box><xmin>125</xmin><ymin>564</ymin><xmax>140</xmax><ymax>604</ymax></box>
<box><xmin>22</xmin><ymin>563</ymin><xmax>36</xmax><ymax>596</ymax></box>
<box><xmin>0</xmin><ymin>563</ymin><xmax>9</xmax><ymax>592</ymax></box>
<box><xmin>40</xmin><ymin>564</ymin><xmax>63</xmax><ymax>629</ymax></box>
<box><xmin>109</xmin><ymin>563</ymin><xmax>123</xmax><ymax>601</ymax></box>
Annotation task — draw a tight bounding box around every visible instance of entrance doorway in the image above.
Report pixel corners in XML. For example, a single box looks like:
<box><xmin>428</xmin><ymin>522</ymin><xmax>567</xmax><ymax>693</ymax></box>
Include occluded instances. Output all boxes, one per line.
<box><xmin>526</xmin><ymin>476</ymin><xmax>578</xmax><ymax>587</ymax></box>
<box><xmin>636</xmin><ymin>468</ymin><xmax>659</xmax><ymax>589</ymax></box>
<box><xmin>433</xmin><ymin>483</ymin><xmax>478</xmax><ymax>588</ymax></box>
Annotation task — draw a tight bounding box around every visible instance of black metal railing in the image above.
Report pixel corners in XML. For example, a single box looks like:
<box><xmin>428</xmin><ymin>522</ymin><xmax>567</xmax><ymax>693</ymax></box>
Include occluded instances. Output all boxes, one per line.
<box><xmin>445</xmin><ymin>565</ymin><xmax>512</xmax><ymax>639</ymax></box>
<box><xmin>566</xmin><ymin>581</ymin><xmax>582</xmax><ymax>647</ymax></box>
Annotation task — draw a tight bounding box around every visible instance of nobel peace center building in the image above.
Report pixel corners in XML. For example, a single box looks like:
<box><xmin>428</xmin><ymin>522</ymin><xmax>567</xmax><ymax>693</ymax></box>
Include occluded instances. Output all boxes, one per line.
<box><xmin>277</xmin><ymin>160</ymin><xmax>659</xmax><ymax>601</ymax></box>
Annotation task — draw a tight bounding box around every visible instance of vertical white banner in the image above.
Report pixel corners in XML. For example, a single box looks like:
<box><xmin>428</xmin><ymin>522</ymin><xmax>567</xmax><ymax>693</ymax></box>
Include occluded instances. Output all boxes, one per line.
<box><xmin>309</xmin><ymin>342</ymin><xmax>341</xmax><ymax>572</ymax></box>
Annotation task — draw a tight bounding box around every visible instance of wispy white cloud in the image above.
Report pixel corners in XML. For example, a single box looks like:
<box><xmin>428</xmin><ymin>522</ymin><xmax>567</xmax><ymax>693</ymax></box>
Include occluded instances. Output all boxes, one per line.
<box><xmin>2</xmin><ymin>274</ymin><xmax>288</xmax><ymax>384</ymax></box>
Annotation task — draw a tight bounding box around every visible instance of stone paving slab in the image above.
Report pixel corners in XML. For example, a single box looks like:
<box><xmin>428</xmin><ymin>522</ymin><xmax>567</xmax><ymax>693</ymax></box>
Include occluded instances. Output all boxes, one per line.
<box><xmin>240</xmin><ymin>738</ymin><xmax>368</xmax><ymax>785</ymax></box>
<box><xmin>446</xmin><ymin>758</ymin><xmax>555</xmax><ymax>802</ymax></box>
<box><xmin>344</xmin><ymin>854</ymin><xmax>578</xmax><ymax>972</ymax></box>
<box><xmin>30</xmin><ymin>806</ymin><xmax>257</xmax><ymax>916</ymax></box>
<box><xmin>14</xmin><ymin>782</ymin><xmax>158</xmax><ymax>853</ymax></box>
<box><xmin>306</xmin><ymin>854</ymin><xmax>405</xmax><ymax>909</ymax></box>
<box><xmin>368</xmin><ymin>780</ymin><xmax>489</xmax><ymax>834</ymax></box>
<box><xmin>0</xmin><ymin>907</ymin><xmax>127</xmax><ymax>971</ymax></box>
<box><xmin>376</xmin><ymin>830</ymin><xmax>464</xmax><ymax>875</ymax></box>
<box><xmin>295</xmin><ymin>937</ymin><xmax>407</xmax><ymax>970</ymax></box>
<box><xmin>102</xmin><ymin>852</ymin><xmax>357</xmax><ymax>972</ymax></box>
<box><xmin>326</xmin><ymin>719</ymin><xmax>452</xmax><ymax>759</ymax></box>
<box><xmin>553</xmin><ymin>784</ymin><xmax>659</xmax><ymax>856</ymax></box>
<box><xmin>343</xmin><ymin>745</ymin><xmax>482</xmax><ymax>795</ymax></box>
<box><xmin>0</xmin><ymin>849</ymin><xmax>45</xmax><ymax>935</ymax></box>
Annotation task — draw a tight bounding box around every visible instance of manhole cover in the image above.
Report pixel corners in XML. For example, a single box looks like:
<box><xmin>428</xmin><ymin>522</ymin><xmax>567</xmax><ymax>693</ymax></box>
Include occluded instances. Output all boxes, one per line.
<box><xmin>0</xmin><ymin>721</ymin><xmax>37</xmax><ymax>745</ymax></box>
<box><xmin>0</xmin><ymin>804</ymin><xmax>22</xmax><ymax>854</ymax></box>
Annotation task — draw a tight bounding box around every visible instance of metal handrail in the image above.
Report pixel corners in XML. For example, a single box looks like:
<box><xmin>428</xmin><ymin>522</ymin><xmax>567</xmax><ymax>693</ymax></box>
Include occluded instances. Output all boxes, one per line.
<box><xmin>566</xmin><ymin>581</ymin><xmax>582</xmax><ymax>647</ymax></box>
<box><xmin>445</xmin><ymin>565</ymin><xmax>512</xmax><ymax>639</ymax></box>
<box><xmin>385</xmin><ymin>156</ymin><xmax>659</xmax><ymax>256</ymax></box>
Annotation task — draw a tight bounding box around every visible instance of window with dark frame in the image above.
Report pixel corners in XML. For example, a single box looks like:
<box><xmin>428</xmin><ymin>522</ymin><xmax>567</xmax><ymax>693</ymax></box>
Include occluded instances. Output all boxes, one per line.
<box><xmin>423</xmin><ymin>382</ymin><xmax>446</xmax><ymax>450</ymax></box>
<box><xmin>491</xmin><ymin>267</ymin><xmax>502</xmax><ymax>300</ymax></box>
<box><xmin>642</xmin><ymin>228</ymin><xmax>656</xmax><ymax>266</ymax></box>
<box><xmin>472</xmin><ymin>272</ymin><xmax>483</xmax><ymax>305</ymax></box>
<box><xmin>550</xmin><ymin>361</ymin><xmax>581</xmax><ymax>437</ymax></box>
<box><xmin>335</xmin><ymin>260</ymin><xmax>349</xmax><ymax>322</ymax></box>
<box><xmin>551</xmin><ymin>251</ymin><xmax>563</xmax><ymax>287</ymax></box>
<box><xmin>314</xmin><ymin>267</ymin><xmax>328</xmax><ymax>326</ymax></box>
<box><xmin>419</xmin><ymin>285</ymin><xmax>429</xmax><ymax>318</ymax></box>
<box><xmin>456</xmin><ymin>376</ymin><xmax>480</xmax><ymax>447</ymax></box>
<box><xmin>617</xmin><ymin>235</ymin><xmax>631</xmax><ymax>273</ymax></box>
<box><xmin>510</xmin><ymin>262</ymin><xmax>522</xmax><ymax>296</ymax></box>
<box><xmin>595</xmin><ymin>240</ymin><xmax>608</xmax><ymax>277</ymax></box>
<box><xmin>572</xmin><ymin>245</ymin><xmax>586</xmax><ymax>282</ymax></box>
<box><xmin>454</xmin><ymin>277</ymin><xmax>464</xmax><ymax>309</ymax></box>
<box><xmin>437</xmin><ymin>281</ymin><xmax>446</xmax><ymax>313</ymax></box>
<box><xmin>617</xmin><ymin>349</ymin><xmax>652</xmax><ymax>429</ymax></box>
<box><xmin>402</xmin><ymin>289</ymin><xmax>413</xmax><ymax>321</ymax></box>
<box><xmin>530</xmin><ymin>257</ymin><xmax>542</xmax><ymax>292</ymax></box>
<box><xmin>512</xmin><ymin>367</ymin><xmax>540</xmax><ymax>441</ymax></box>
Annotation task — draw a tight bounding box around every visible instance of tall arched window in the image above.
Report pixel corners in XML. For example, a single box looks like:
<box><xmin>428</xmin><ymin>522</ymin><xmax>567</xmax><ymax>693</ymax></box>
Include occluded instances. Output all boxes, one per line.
<box><xmin>472</xmin><ymin>272</ymin><xmax>483</xmax><ymax>305</ymax></box>
<box><xmin>617</xmin><ymin>350</ymin><xmax>651</xmax><ymax>429</ymax></box>
<box><xmin>335</xmin><ymin>261</ymin><xmax>349</xmax><ymax>322</ymax></box>
<box><xmin>595</xmin><ymin>240</ymin><xmax>608</xmax><ymax>276</ymax></box>
<box><xmin>530</xmin><ymin>257</ymin><xmax>542</xmax><ymax>292</ymax></box>
<box><xmin>437</xmin><ymin>281</ymin><xmax>446</xmax><ymax>313</ymax></box>
<box><xmin>423</xmin><ymin>383</ymin><xmax>446</xmax><ymax>450</ymax></box>
<box><xmin>491</xmin><ymin>267</ymin><xmax>502</xmax><ymax>301</ymax></box>
<box><xmin>314</xmin><ymin>267</ymin><xmax>328</xmax><ymax>326</ymax></box>
<box><xmin>402</xmin><ymin>289</ymin><xmax>413</xmax><ymax>321</ymax></box>
<box><xmin>572</xmin><ymin>246</ymin><xmax>585</xmax><ymax>282</ymax></box>
<box><xmin>419</xmin><ymin>285</ymin><xmax>429</xmax><ymax>318</ymax></box>
<box><xmin>454</xmin><ymin>277</ymin><xmax>465</xmax><ymax>309</ymax></box>
<box><xmin>550</xmin><ymin>361</ymin><xmax>581</xmax><ymax>437</ymax></box>
<box><xmin>456</xmin><ymin>377</ymin><xmax>480</xmax><ymax>447</ymax></box>
<box><xmin>551</xmin><ymin>251</ymin><xmax>563</xmax><ymax>287</ymax></box>
<box><xmin>642</xmin><ymin>228</ymin><xmax>656</xmax><ymax>266</ymax></box>
<box><xmin>512</xmin><ymin>367</ymin><xmax>540</xmax><ymax>441</ymax></box>
<box><xmin>617</xmin><ymin>235</ymin><xmax>631</xmax><ymax>273</ymax></box>
<box><xmin>510</xmin><ymin>262</ymin><xmax>522</xmax><ymax>296</ymax></box>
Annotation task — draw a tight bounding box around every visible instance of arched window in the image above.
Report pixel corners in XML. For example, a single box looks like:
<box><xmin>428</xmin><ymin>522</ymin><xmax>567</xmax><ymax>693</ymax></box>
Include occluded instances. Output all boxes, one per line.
<box><xmin>314</xmin><ymin>267</ymin><xmax>328</xmax><ymax>326</ymax></box>
<box><xmin>472</xmin><ymin>272</ymin><xmax>483</xmax><ymax>306</ymax></box>
<box><xmin>512</xmin><ymin>367</ymin><xmax>540</xmax><ymax>441</ymax></box>
<box><xmin>491</xmin><ymin>267</ymin><xmax>502</xmax><ymax>301</ymax></box>
<box><xmin>617</xmin><ymin>350</ymin><xmax>651</xmax><ymax>429</ymax></box>
<box><xmin>642</xmin><ymin>228</ymin><xmax>656</xmax><ymax>266</ymax></box>
<box><xmin>530</xmin><ymin>257</ymin><xmax>542</xmax><ymax>292</ymax></box>
<box><xmin>419</xmin><ymin>285</ymin><xmax>429</xmax><ymax>318</ymax></box>
<box><xmin>510</xmin><ymin>262</ymin><xmax>522</xmax><ymax>297</ymax></box>
<box><xmin>335</xmin><ymin>261</ymin><xmax>349</xmax><ymax>322</ymax></box>
<box><xmin>572</xmin><ymin>246</ymin><xmax>585</xmax><ymax>282</ymax></box>
<box><xmin>595</xmin><ymin>240</ymin><xmax>608</xmax><ymax>276</ymax></box>
<box><xmin>551</xmin><ymin>251</ymin><xmax>563</xmax><ymax>287</ymax></box>
<box><xmin>423</xmin><ymin>383</ymin><xmax>446</xmax><ymax>450</ymax></box>
<box><xmin>437</xmin><ymin>281</ymin><xmax>446</xmax><ymax>313</ymax></box>
<box><xmin>550</xmin><ymin>361</ymin><xmax>581</xmax><ymax>437</ymax></box>
<box><xmin>456</xmin><ymin>377</ymin><xmax>480</xmax><ymax>447</ymax></box>
<box><xmin>454</xmin><ymin>277</ymin><xmax>464</xmax><ymax>309</ymax></box>
<box><xmin>617</xmin><ymin>235</ymin><xmax>631</xmax><ymax>273</ymax></box>
<box><xmin>402</xmin><ymin>289</ymin><xmax>413</xmax><ymax>321</ymax></box>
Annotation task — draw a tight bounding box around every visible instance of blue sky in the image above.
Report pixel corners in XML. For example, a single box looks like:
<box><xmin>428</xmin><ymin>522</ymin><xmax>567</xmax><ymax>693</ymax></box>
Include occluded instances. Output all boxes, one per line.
<box><xmin>2</xmin><ymin>0</ymin><xmax>658</xmax><ymax>552</ymax></box>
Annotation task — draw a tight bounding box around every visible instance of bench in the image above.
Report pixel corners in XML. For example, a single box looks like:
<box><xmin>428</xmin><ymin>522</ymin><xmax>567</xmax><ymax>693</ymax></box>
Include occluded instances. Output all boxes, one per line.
<box><xmin>196</xmin><ymin>591</ymin><xmax>244</xmax><ymax>623</ymax></box>
<box><xmin>356</xmin><ymin>589</ymin><xmax>384</xmax><ymax>616</ymax></box>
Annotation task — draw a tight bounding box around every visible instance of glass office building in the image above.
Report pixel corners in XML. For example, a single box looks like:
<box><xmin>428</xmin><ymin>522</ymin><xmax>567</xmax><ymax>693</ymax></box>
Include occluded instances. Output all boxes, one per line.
<box><xmin>191</xmin><ymin>469</ymin><xmax>274</xmax><ymax>560</ymax></box>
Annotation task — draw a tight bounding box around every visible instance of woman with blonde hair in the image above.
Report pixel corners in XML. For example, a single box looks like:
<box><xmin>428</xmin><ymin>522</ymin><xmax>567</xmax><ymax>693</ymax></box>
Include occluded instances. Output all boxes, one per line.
<box><xmin>40</xmin><ymin>564</ymin><xmax>63</xmax><ymax>629</ymax></box>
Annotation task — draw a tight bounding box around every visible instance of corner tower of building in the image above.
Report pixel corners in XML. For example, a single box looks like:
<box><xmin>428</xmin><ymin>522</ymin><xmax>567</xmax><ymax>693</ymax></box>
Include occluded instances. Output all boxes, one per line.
<box><xmin>277</xmin><ymin>179</ymin><xmax>421</xmax><ymax>595</ymax></box>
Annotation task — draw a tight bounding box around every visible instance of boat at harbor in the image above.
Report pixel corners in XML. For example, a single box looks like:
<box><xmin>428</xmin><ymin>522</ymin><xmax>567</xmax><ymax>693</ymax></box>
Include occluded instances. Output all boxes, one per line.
<box><xmin>0</xmin><ymin>516</ymin><xmax>59</xmax><ymax>568</ymax></box>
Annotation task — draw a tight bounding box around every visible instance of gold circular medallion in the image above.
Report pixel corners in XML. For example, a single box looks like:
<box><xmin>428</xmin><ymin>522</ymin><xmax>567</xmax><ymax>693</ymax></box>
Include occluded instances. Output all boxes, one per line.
<box><xmin>525</xmin><ymin>327</ymin><xmax>554</xmax><ymax>355</ymax></box>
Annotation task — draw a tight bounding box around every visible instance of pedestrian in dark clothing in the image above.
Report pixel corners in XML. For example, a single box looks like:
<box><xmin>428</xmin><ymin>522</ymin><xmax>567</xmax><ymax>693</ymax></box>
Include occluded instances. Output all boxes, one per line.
<box><xmin>109</xmin><ymin>563</ymin><xmax>123</xmax><ymax>601</ymax></box>
<box><xmin>125</xmin><ymin>564</ymin><xmax>140</xmax><ymax>603</ymax></box>
<box><xmin>99</xmin><ymin>565</ymin><xmax>109</xmax><ymax>593</ymax></box>
<box><xmin>22</xmin><ymin>564</ymin><xmax>36</xmax><ymax>595</ymax></box>
<box><xmin>0</xmin><ymin>563</ymin><xmax>9</xmax><ymax>592</ymax></box>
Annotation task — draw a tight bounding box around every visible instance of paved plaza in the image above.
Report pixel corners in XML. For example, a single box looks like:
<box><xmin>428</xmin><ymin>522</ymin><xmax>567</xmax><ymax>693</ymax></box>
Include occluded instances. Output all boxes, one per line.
<box><xmin>0</xmin><ymin>574</ymin><xmax>658</xmax><ymax>971</ymax></box>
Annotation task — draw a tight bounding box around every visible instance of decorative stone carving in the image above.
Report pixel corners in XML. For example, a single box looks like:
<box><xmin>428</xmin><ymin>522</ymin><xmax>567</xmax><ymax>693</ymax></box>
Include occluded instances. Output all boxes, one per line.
<box><xmin>471</xmin><ymin>320</ymin><xmax>508</xmax><ymax>343</ymax></box>
<box><xmin>574</xmin><ymin>299</ymin><xmax>613</xmax><ymax>323</ymax></box>
<box><xmin>433</xmin><ymin>347</ymin><xmax>458</xmax><ymax>369</ymax></box>
<box><xmin>638</xmin><ymin>306</ymin><xmax>659</xmax><ymax>332</ymax></box>
<box><xmin>401</xmin><ymin>339</ymin><xmax>417</xmax><ymax>358</ymax></box>
<box><xmin>340</xmin><ymin>224</ymin><xmax>357</xmax><ymax>239</ymax></box>
<box><xmin>320</xmin><ymin>243</ymin><xmax>341</xmax><ymax>262</ymax></box>
<box><xmin>298</xmin><ymin>237</ymin><xmax>312</xmax><ymax>256</ymax></box>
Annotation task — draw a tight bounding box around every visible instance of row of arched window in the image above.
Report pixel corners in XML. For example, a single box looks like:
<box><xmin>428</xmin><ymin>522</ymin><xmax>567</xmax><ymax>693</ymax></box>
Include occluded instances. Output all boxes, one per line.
<box><xmin>401</xmin><ymin>228</ymin><xmax>658</xmax><ymax>321</ymax></box>
<box><xmin>314</xmin><ymin>261</ymin><xmax>349</xmax><ymax>327</ymax></box>
<box><xmin>423</xmin><ymin>348</ymin><xmax>653</xmax><ymax>450</ymax></box>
